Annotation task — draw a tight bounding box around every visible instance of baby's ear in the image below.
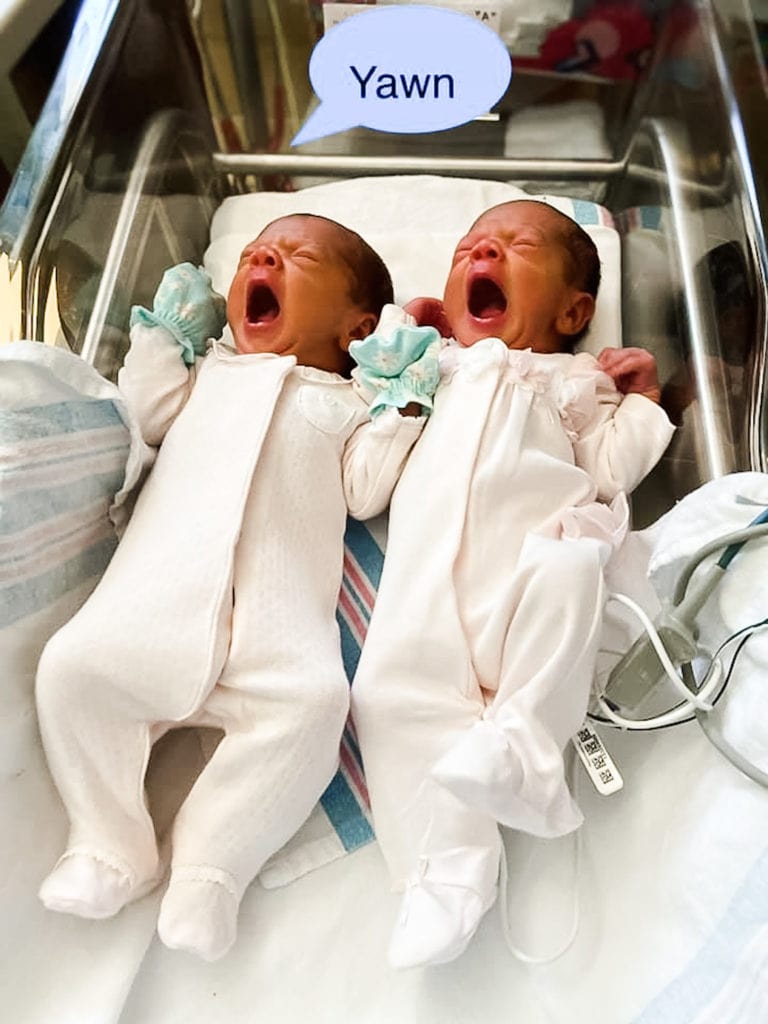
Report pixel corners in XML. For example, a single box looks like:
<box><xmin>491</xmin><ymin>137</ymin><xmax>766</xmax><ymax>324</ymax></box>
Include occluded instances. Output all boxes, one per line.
<box><xmin>342</xmin><ymin>312</ymin><xmax>377</xmax><ymax>350</ymax></box>
<box><xmin>557</xmin><ymin>292</ymin><xmax>595</xmax><ymax>338</ymax></box>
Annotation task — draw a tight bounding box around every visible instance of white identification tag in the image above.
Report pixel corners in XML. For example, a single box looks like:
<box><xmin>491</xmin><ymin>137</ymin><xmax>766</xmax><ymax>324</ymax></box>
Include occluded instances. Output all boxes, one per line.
<box><xmin>572</xmin><ymin>725</ymin><xmax>624</xmax><ymax>795</ymax></box>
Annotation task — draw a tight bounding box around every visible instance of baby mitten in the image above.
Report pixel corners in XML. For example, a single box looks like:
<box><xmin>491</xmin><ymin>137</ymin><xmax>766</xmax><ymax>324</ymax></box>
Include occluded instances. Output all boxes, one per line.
<box><xmin>350</xmin><ymin>304</ymin><xmax>441</xmax><ymax>417</ymax></box>
<box><xmin>130</xmin><ymin>263</ymin><xmax>227</xmax><ymax>365</ymax></box>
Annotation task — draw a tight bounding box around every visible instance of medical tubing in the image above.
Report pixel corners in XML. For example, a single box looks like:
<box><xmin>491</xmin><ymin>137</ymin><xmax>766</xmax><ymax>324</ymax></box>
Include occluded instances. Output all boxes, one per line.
<box><xmin>690</xmin><ymin>627</ymin><xmax>768</xmax><ymax>788</ymax></box>
<box><xmin>668</xmin><ymin>512</ymin><xmax>768</xmax><ymax>788</ymax></box>
<box><xmin>498</xmin><ymin>750</ymin><xmax>581</xmax><ymax>965</ymax></box>
<box><xmin>695</xmin><ymin>709</ymin><xmax>768</xmax><ymax>788</ymax></box>
<box><xmin>672</xmin><ymin>520</ymin><xmax>768</xmax><ymax>605</ymax></box>
<box><xmin>717</xmin><ymin>507</ymin><xmax>768</xmax><ymax>570</ymax></box>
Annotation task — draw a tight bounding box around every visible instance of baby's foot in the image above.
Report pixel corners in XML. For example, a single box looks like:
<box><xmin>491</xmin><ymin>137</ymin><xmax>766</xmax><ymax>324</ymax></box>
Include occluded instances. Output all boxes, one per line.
<box><xmin>39</xmin><ymin>853</ymin><xmax>135</xmax><ymax>919</ymax></box>
<box><xmin>157</xmin><ymin>868</ymin><xmax>239</xmax><ymax>962</ymax></box>
<box><xmin>387</xmin><ymin>844</ymin><xmax>500</xmax><ymax>969</ymax></box>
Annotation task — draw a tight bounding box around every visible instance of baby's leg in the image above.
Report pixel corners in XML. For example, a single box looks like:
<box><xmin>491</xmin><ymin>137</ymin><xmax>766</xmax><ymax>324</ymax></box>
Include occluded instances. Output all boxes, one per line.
<box><xmin>353</xmin><ymin>585</ymin><xmax>502</xmax><ymax>968</ymax></box>
<box><xmin>433</xmin><ymin>534</ymin><xmax>604</xmax><ymax>836</ymax></box>
<box><xmin>36</xmin><ymin>631</ymin><xmax>162</xmax><ymax>918</ymax></box>
<box><xmin>156</xmin><ymin>661</ymin><xmax>350</xmax><ymax>962</ymax></box>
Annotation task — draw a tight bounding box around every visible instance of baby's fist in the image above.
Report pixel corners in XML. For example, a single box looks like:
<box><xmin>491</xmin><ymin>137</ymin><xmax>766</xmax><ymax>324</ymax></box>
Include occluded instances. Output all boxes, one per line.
<box><xmin>597</xmin><ymin>347</ymin><xmax>661</xmax><ymax>404</ymax></box>
<box><xmin>403</xmin><ymin>297</ymin><xmax>453</xmax><ymax>338</ymax></box>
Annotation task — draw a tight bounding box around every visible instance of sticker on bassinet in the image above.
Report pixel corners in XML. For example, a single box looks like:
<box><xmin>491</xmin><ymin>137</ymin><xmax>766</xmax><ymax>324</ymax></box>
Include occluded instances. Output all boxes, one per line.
<box><xmin>291</xmin><ymin>4</ymin><xmax>512</xmax><ymax>146</ymax></box>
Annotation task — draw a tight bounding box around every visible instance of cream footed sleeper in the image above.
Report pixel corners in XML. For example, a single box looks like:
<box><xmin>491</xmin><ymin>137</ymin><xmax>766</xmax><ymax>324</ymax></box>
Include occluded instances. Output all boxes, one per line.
<box><xmin>35</xmin><ymin>321</ymin><xmax>424</xmax><ymax>961</ymax></box>
<box><xmin>352</xmin><ymin>336</ymin><xmax>675</xmax><ymax>968</ymax></box>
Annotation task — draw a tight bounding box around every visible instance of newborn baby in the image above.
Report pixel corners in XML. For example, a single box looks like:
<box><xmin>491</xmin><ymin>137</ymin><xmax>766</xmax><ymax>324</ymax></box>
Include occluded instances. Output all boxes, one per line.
<box><xmin>36</xmin><ymin>214</ymin><xmax>425</xmax><ymax>961</ymax></box>
<box><xmin>351</xmin><ymin>200</ymin><xmax>675</xmax><ymax>968</ymax></box>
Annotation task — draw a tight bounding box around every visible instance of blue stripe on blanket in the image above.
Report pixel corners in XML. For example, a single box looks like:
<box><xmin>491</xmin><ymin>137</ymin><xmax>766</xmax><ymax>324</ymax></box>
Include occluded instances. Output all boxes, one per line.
<box><xmin>337</xmin><ymin>613</ymin><xmax>363</xmax><ymax>681</ymax></box>
<box><xmin>0</xmin><ymin>399</ymin><xmax>123</xmax><ymax>442</ymax></box>
<box><xmin>320</xmin><ymin>771</ymin><xmax>375</xmax><ymax>851</ymax></box>
<box><xmin>343</xmin><ymin>515</ymin><xmax>384</xmax><ymax>588</ymax></box>
<box><xmin>0</xmin><ymin>535</ymin><xmax>118</xmax><ymax>628</ymax></box>
<box><xmin>633</xmin><ymin>844</ymin><xmax>768</xmax><ymax>1023</ymax></box>
<box><xmin>3</xmin><ymin>439</ymin><xmax>129</xmax><ymax>478</ymax></box>
<box><xmin>572</xmin><ymin>199</ymin><xmax>601</xmax><ymax>226</ymax></box>
<box><xmin>344</xmin><ymin>719</ymin><xmax>364</xmax><ymax>766</ymax></box>
<box><xmin>0</xmin><ymin>470</ymin><xmax>127</xmax><ymax>535</ymax></box>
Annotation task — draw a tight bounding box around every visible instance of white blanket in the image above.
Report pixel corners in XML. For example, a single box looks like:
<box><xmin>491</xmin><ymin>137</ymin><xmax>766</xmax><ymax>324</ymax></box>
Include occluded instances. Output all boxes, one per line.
<box><xmin>4</xmin><ymin>343</ymin><xmax>768</xmax><ymax>1022</ymax></box>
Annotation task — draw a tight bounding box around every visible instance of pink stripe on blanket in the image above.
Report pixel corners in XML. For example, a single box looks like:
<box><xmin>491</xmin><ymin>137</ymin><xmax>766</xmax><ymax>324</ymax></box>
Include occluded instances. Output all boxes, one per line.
<box><xmin>338</xmin><ymin>582</ymin><xmax>367</xmax><ymax>647</ymax></box>
<box><xmin>342</xmin><ymin>547</ymin><xmax>376</xmax><ymax>614</ymax></box>
<box><xmin>339</xmin><ymin>735</ymin><xmax>372</xmax><ymax>814</ymax></box>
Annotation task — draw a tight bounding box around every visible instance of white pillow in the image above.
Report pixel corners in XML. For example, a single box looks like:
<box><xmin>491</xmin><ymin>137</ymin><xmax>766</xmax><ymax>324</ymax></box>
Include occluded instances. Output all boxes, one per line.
<box><xmin>204</xmin><ymin>175</ymin><xmax>621</xmax><ymax>355</ymax></box>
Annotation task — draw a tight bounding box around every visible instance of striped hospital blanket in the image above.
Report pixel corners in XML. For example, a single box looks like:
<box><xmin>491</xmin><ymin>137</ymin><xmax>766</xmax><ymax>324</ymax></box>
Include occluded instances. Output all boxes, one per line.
<box><xmin>0</xmin><ymin>398</ymin><xmax>129</xmax><ymax>628</ymax></box>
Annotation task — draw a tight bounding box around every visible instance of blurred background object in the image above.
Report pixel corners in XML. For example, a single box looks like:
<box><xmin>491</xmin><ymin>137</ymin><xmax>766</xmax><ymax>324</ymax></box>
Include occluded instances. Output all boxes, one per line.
<box><xmin>0</xmin><ymin>0</ymin><xmax>81</xmax><ymax>202</ymax></box>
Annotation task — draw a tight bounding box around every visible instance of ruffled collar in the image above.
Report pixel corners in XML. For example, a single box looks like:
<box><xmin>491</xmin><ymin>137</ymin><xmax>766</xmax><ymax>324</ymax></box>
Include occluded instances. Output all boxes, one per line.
<box><xmin>439</xmin><ymin>338</ymin><xmax>562</xmax><ymax>393</ymax></box>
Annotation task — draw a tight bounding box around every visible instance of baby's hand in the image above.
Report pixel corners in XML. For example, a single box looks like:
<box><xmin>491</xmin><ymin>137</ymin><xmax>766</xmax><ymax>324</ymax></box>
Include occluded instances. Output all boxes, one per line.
<box><xmin>404</xmin><ymin>297</ymin><xmax>453</xmax><ymax>338</ymax></box>
<box><xmin>130</xmin><ymin>263</ymin><xmax>226</xmax><ymax>366</ymax></box>
<box><xmin>349</xmin><ymin>313</ymin><xmax>441</xmax><ymax>417</ymax></box>
<box><xmin>597</xmin><ymin>347</ymin><xmax>661</xmax><ymax>404</ymax></box>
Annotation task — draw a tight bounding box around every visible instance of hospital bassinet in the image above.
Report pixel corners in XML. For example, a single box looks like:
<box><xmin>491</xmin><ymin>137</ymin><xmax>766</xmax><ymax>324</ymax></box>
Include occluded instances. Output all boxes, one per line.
<box><xmin>2</xmin><ymin>2</ymin><xmax>768</xmax><ymax>1022</ymax></box>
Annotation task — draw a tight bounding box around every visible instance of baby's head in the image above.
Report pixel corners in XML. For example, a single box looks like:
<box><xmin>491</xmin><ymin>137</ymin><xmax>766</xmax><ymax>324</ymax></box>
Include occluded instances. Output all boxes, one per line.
<box><xmin>227</xmin><ymin>213</ymin><xmax>393</xmax><ymax>375</ymax></box>
<box><xmin>443</xmin><ymin>200</ymin><xmax>601</xmax><ymax>353</ymax></box>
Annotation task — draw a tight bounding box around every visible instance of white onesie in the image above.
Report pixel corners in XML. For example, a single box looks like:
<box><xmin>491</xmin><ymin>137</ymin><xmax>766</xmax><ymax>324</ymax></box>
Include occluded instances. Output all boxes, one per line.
<box><xmin>352</xmin><ymin>338</ymin><xmax>675</xmax><ymax>932</ymax></box>
<box><xmin>35</xmin><ymin>323</ymin><xmax>424</xmax><ymax>959</ymax></box>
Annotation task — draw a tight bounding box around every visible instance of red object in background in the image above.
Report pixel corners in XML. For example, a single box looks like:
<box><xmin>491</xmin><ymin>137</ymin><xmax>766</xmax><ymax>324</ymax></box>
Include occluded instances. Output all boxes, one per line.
<box><xmin>515</xmin><ymin>2</ymin><xmax>655</xmax><ymax>80</ymax></box>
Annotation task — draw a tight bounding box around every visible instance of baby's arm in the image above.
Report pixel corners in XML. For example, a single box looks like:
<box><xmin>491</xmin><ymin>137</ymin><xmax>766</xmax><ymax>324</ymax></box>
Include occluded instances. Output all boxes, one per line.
<box><xmin>118</xmin><ymin>264</ymin><xmax>226</xmax><ymax>447</ymax></box>
<box><xmin>118</xmin><ymin>325</ymin><xmax>199</xmax><ymax>447</ymax></box>
<box><xmin>569</xmin><ymin>349</ymin><xmax>674</xmax><ymax>500</ymax></box>
<box><xmin>343</xmin><ymin>303</ymin><xmax>439</xmax><ymax>517</ymax></box>
<box><xmin>342</xmin><ymin>408</ymin><xmax>425</xmax><ymax>519</ymax></box>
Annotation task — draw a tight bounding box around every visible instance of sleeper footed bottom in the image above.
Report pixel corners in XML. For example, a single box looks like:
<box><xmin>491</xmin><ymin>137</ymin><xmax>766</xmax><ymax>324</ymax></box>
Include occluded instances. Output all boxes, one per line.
<box><xmin>157</xmin><ymin>865</ymin><xmax>241</xmax><ymax>962</ymax></box>
<box><xmin>387</xmin><ymin>841</ymin><xmax>502</xmax><ymax>969</ymax></box>
<box><xmin>39</xmin><ymin>850</ymin><xmax>163</xmax><ymax>919</ymax></box>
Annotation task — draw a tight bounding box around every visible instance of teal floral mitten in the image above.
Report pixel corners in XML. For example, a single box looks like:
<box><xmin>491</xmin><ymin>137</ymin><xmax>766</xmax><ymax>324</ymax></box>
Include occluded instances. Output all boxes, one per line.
<box><xmin>350</xmin><ymin>306</ymin><xmax>441</xmax><ymax>416</ymax></box>
<box><xmin>130</xmin><ymin>263</ymin><xmax>226</xmax><ymax>366</ymax></box>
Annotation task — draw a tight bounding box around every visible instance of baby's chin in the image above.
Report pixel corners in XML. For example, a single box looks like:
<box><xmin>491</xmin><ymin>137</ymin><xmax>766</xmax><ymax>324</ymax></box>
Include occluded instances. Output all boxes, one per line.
<box><xmin>231</xmin><ymin>322</ymin><xmax>290</xmax><ymax>356</ymax></box>
<box><xmin>453</xmin><ymin>326</ymin><xmax>508</xmax><ymax>348</ymax></box>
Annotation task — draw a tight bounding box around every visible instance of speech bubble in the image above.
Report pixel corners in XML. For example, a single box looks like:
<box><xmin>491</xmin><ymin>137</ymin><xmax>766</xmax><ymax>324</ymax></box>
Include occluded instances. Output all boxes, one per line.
<box><xmin>291</xmin><ymin>5</ymin><xmax>512</xmax><ymax>146</ymax></box>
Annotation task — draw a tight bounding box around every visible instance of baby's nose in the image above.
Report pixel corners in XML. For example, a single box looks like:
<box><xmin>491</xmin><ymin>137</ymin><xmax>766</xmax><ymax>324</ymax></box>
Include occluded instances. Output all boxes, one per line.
<box><xmin>248</xmin><ymin>244</ymin><xmax>283</xmax><ymax>269</ymax></box>
<box><xmin>470</xmin><ymin>237</ymin><xmax>502</xmax><ymax>261</ymax></box>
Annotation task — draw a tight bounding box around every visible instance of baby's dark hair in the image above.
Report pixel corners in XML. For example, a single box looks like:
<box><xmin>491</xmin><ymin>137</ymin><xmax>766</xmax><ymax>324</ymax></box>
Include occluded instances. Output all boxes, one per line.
<box><xmin>554</xmin><ymin>212</ymin><xmax>601</xmax><ymax>347</ymax></box>
<box><xmin>259</xmin><ymin>213</ymin><xmax>393</xmax><ymax>316</ymax></box>
<box><xmin>334</xmin><ymin>221</ymin><xmax>394</xmax><ymax>316</ymax></box>
<box><xmin>531</xmin><ymin>203</ymin><xmax>601</xmax><ymax>349</ymax></box>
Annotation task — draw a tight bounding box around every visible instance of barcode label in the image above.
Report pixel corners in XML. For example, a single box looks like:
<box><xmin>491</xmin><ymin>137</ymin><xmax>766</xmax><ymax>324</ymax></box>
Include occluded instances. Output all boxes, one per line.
<box><xmin>572</xmin><ymin>725</ymin><xmax>624</xmax><ymax>796</ymax></box>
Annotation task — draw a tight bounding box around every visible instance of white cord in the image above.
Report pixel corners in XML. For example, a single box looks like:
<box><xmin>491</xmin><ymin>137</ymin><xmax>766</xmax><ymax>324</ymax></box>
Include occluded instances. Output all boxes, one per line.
<box><xmin>606</xmin><ymin>592</ymin><xmax>714</xmax><ymax>711</ymax></box>
<box><xmin>498</xmin><ymin>751</ymin><xmax>581</xmax><ymax>964</ymax></box>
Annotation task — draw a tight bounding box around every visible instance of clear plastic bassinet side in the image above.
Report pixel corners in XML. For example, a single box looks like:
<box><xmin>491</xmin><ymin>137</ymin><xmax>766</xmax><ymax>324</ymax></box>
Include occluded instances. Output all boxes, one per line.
<box><xmin>0</xmin><ymin>0</ymin><xmax>223</xmax><ymax>381</ymax></box>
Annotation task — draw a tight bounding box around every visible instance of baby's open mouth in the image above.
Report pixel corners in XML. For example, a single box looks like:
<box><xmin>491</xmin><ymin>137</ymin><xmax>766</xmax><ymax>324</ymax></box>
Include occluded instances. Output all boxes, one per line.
<box><xmin>468</xmin><ymin>277</ymin><xmax>507</xmax><ymax>320</ymax></box>
<box><xmin>247</xmin><ymin>284</ymin><xmax>280</xmax><ymax>325</ymax></box>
